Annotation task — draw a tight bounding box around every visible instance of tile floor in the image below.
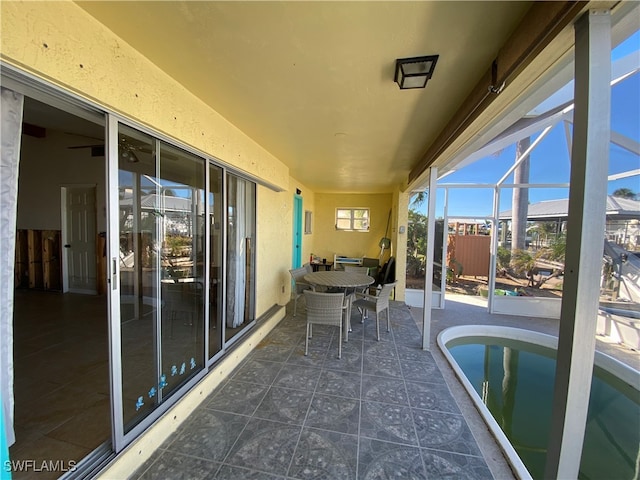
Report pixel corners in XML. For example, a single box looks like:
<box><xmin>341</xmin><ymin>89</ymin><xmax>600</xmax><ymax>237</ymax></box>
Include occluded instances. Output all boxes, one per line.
<box><xmin>132</xmin><ymin>302</ymin><xmax>494</xmax><ymax>480</ymax></box>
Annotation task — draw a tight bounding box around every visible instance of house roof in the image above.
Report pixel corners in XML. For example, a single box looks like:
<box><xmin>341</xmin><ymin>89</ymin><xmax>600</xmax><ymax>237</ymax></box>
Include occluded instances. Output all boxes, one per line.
<box><xmin>499</xmin><ymin>195</ymin><xmax>640</xmax><ymax>222</ymax></box>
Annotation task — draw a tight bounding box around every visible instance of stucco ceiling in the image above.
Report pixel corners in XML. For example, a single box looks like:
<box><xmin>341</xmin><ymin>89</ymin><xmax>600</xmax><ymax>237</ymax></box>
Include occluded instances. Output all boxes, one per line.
<box><xmin>76</xmin><ymin>1</ymin><xmax>536</xmax><ymax>193</ymax></box>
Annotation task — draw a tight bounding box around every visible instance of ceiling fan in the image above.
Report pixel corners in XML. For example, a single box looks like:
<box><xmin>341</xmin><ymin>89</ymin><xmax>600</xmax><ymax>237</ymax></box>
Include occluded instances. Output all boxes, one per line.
<box><xmin>66</xmin><ymin>133</ymin><xmax>150</xmax><ymax>162</ymax></box>
<box><xmin>66</xmin><ymin>133</ymin><xmax>179</xmax><ymax>162</ymax></box>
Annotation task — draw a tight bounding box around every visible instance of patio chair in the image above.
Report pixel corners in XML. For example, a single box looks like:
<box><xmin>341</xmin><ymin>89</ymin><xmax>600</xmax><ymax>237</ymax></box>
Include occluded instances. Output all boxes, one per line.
<box><xmin>163</xmin><ymin>280</ymin><xmax>203</xmax><ymax>339</ymax></box>
<box><xmin>289</xmin><ymin>266</ymin><xmax>314</xmax><ymax>316</ymax></box>
<box><xmin>303</xmin><ymin>290</ymin><xmax>347</xmax><ymax>358</ymax></box>
<box><xmin>352</xmin><ymin>281</ymin><xmax>397</xmax><ymax>341</ymax></box>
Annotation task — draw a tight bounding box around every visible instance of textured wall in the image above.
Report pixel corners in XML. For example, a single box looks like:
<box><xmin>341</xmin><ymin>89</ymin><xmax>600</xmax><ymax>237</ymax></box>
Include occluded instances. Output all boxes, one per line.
<box><xmin>2</xmin><ymin>0</ymin><xmax>294</xmax><ymax>316</ymax></box>
<box><xmin>313</xmin><ymin>193</ymin><xmax>393</xmax><ymax>263</ymax></box>
<box><xmin>1</xmin><ymin>1</ymin><xmax>288</xmax><ymax>190</ymax></box>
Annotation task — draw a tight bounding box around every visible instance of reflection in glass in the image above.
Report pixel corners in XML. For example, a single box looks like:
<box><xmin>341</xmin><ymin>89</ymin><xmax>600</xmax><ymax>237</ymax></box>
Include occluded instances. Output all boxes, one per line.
<box><xmin>159</xmin><ymin>142</ymin><xmax>205</xmax><ymax>401</ymax></box>
<box><xmin>118</xmin><ymin>125</ymin><xmax>158</xmax><ymax>431</ymax></box>
<box><xmin>118</xmin><ymin>124</ymin><xmax>206</xmax><ymax>432</ymax></box>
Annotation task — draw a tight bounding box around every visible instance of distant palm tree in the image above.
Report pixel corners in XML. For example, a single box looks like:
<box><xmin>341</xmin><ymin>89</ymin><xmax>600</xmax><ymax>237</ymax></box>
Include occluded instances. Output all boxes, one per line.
<box><xmin>612</xmin><ymin>188</ymin><xmax>637</xmax><ymax>199</ymax></box>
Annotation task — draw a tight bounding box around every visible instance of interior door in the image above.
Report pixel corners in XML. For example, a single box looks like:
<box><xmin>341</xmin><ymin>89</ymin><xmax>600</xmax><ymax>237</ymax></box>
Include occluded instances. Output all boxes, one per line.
<box><xmin>62</xmin><ymin>185</ymin><xmax>97</xmax><ymax>294</ymax></box>
<box><xmin>292</xmin><ymin>195</ymin><xmax>302</xmax><ymax>268</ymax></box>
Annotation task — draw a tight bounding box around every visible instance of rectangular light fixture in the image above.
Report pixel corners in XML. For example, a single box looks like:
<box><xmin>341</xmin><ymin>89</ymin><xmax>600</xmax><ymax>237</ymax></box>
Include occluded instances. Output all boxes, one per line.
<box><xmin>394</xmin><ymin>55</ymin><xmax>439</xmax><ymax>89</ymax></box>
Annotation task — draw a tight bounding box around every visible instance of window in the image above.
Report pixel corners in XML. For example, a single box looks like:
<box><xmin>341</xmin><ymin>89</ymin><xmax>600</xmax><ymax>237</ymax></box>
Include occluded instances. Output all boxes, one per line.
<box><xmin>336</xmin><ymin>208</ymin><xmax>369</xmax><ymax>231</ymax></box>
<box><xmin>304</xmin><ymin>210</ymin><xmax>312</xmax><ymax>234</ymax></box>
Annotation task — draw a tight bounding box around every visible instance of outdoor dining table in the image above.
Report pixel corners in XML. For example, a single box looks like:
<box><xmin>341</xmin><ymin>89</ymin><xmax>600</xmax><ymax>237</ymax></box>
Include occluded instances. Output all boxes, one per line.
<box><xmin>303</xmin><ymin>271</ymin><xmax>375</xmax><ymax>340</ymax></box>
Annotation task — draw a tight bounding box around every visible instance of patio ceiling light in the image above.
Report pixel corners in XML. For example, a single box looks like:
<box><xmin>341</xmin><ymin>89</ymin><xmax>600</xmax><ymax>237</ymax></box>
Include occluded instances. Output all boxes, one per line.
<box><xmin>394</xmin><ymin>55</ymin><xmax>439</xmax><ymax>89</ymax></box>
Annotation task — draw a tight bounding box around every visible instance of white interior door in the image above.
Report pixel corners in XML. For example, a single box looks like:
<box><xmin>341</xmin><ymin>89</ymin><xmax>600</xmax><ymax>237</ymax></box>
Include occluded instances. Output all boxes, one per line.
<box><xmin>62</xmin><ymin>185</ymin><xmax>97</xmax><ymax>294</ymax></box>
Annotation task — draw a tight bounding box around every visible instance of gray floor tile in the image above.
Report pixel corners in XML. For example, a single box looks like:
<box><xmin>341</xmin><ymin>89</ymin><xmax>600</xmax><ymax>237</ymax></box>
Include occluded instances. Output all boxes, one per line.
<box><xmin>214</xmin><ymin>464</ymin><xmax>286</xmax><ymax>479</ymax></box>
<box><xmin>252</xmin><ymin>386</ymin><xmax>312</xmax><ymax>425</ymax></box>
<box><xmin>206</xmin><ymin>380</ymin><xmax>270</xmax><ymax>415</ymax></box>
<box><xmin>315</xmin><ymin>370</ymin><xmax>361</xmax><ymax>398</ymax></box>
<box><xmin>231</xmin><ymin>359</ymin><xmax>283</xmax><ymax>386</ymax></box>
<box><xmin>405</xmin><ymin>381</ymin><xmax>460</xmax><ymax>414</ymax></box>
<box><xmin>287</xmin><ymin>344</ymin><xmax>328</xmax><ymax>367</ymax></box>
<box><xmin>400</xmin><ymin>358</ymin><xmax>446</xmax><ymax>384</ymax></box>
<box><xmin>136</xmin><ymin>450</ymin><xmax>219</xmax><ymax>480</ymax></box>
<box><xmin>396</xmin><ymin>345</ymin><xmax>436</xmax><ymax>364</ymax></box>
<box><xmin>168</xmin><ymin>410</ymin><xmax>249</xmax><ymax>461</ymax></box>
<box><xmin>331</xmin><ymin>337</ymin><xmax>363</xmax><ymax>357</ymax></box>
<box><xmin>251</xmin><ymin>342</ymin><xmax>295</xmax><ymax>362</ymax></box>
<box><xmin>289</xmin><ymin>428</ymin><xmax>358</xmax><ymax>480</ymax></box>
<box><xmin>358</xmin><ymin>438</ymin><xmax>426</xmax><ymax>480</ymax></box>
<box><xmin>273</xmin><ymin>364</ymin><xmax>322</xmax><ymax>391</ymax></box>
<box><xmin>361</xmin><ymin>375</ymin><xmax>409</xmax><ymax>405</ymax></box>
<box><xmin>411</xmin><ymin>409</ymin><xmax>482</xmax><ymax>456</ymax></box>
<box><xmin>359</xmin><ymin>400</ymin><xmax>418</xmax><ymax>446</ymax></box>
<box><xmin>421</xmin><ymin>449</ymin><xmax>493</xmax><ymax>479</ymax></box>
<box><xmin>305</xmin><ymin>394</ymin><xmax>360</xmax><ymax>435</ymax></box>
<box><xmin>323</xmin><ymin>351</ymin><xmax>363</xmax><ymax>373</ymax></box>
<box><xmin>363</xmin><ymin>339</ymin><xmax>397</xmax><ymax>358</ymax></box>
<box><xmin>363</xmin><ymin>355</ymin><xmax>403</xmax><ymax>378</ymax></box>
<box><xmin>225</xmin><ymin>418</ymin><xmax>301</xmax><ymax>476</ymax></box>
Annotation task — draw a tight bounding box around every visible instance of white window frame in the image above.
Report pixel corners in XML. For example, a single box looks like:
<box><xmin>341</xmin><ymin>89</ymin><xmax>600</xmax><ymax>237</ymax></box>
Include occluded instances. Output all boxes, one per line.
<box><xmin>335</xmin><ymin>208</ymin><xmax>370</xmax><ymax>231</ymax></box>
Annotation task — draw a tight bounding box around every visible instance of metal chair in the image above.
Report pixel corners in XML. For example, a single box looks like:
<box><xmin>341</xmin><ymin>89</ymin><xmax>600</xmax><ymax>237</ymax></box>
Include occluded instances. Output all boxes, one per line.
<box><xmin>303</xmin><ymin>290</ymin><xmax>347</xmax><ymax>358</ymax></box>
<box><xmin>289</xmin><ymin>266</ymin><xmax>314</xmax><ymax>316</ymax></box>
<box><xmin>352</xmin><ymin>281</ymin><xmax>397</xmax><ymax>341</ymax></box>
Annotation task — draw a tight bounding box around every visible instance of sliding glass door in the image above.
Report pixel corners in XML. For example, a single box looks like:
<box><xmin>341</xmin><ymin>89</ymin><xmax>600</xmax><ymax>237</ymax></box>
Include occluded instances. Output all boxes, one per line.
<box><xmin>108</xmin><ymin>118</ymin><xmax>257</xmax><ymax>451</ymax></box>
<box><xmin>116</xmin><ymin>123</ymin><xmax>206</xmax><ymax>433</ymax></box>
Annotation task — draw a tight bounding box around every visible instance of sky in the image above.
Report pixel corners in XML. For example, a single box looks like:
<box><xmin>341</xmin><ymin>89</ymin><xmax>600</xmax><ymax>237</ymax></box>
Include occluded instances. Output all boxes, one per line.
<box><xmin>416</xmin><ymin>29</ymin><xmax>640</xmax><ymax>219</ymax></box>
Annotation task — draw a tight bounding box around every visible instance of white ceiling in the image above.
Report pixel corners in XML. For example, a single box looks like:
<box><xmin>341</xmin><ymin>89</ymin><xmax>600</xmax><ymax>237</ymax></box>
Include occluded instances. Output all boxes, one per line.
<box><xmin>75</xmin><ymin>1</ymin><xmax>538</xmax><ymax>193</ymax></box>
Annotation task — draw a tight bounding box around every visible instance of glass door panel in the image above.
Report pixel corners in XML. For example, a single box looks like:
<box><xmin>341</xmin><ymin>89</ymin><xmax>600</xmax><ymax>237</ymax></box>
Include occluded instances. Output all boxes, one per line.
<box><xmin>117</xmin><ymin>124</ymin><xmax>207</xmax><ymax>433</ymax></box>
<box><xmin>117</xmin><ymin>125</ymin><xmax>158</xmax><ymax>431</ymax></box>
<box><xmin>158</xmin><ymin>142</ymin><xmax>205</xmax><ymax>399</ymax></box>
<box><xmin>209</xmin><ymin>164</ymin><xmax>224</xmax><ymax>359</ymax></box>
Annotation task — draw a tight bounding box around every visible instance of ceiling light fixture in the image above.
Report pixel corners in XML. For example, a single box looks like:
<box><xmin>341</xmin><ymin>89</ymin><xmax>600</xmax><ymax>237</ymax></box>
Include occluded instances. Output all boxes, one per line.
<box><xmin>119</xmin><ymin>146</ymin><xmax>139</xmax><ymax>163</ymax></box>
<box><xmin>394</xmin><ymin>55</ymin><xmax>439</xmax><ymax>89</ymax></box>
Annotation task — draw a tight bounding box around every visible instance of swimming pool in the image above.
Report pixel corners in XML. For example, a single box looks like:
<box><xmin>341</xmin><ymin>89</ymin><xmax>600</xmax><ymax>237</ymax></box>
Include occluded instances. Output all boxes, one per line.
<box><xmin>438</xmin><ymin>326</ymin><xmax>640</xmax><ymax>480</ymax></box>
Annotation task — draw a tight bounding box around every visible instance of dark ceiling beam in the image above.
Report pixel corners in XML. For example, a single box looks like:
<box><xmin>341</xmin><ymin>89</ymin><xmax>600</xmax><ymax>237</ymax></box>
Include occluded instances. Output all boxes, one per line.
<box><xmin>22</xmin><ymin>122</ymin><xmax>46</xmax><ymax>138</ymax></box>
<box><xmin>409</xmin><ymin>1</ymin><xmax>588</xmax><ymax>184</ymax></box>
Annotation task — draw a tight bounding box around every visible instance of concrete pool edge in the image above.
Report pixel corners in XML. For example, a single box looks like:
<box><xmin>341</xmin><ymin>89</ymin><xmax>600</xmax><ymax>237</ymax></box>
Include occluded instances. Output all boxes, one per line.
<box><xmin>436</xmin><ymin>325</ymin><xmax>640</xmax><ymax>480</ymax></box>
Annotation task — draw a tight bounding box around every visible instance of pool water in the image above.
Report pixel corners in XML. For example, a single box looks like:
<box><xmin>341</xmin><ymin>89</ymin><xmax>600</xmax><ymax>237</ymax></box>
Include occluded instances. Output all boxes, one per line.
<box><xmin>447</xmin><ymin>337</ymin><xmax>639</xmax><ymax>480</ymax></box>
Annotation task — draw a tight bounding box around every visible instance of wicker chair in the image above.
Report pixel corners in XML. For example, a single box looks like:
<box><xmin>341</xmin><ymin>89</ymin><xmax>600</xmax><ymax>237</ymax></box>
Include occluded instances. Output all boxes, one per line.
<box><xmin>352</xmin><ymin>281</ymin><xmax>397</xmax><ymax>341</ymax></box>
<box><xmin>289</xmin><ymin>266</ymin><xmax>314</xmax><ymax>316</ymax></box>
<box><xmin>303</xmin><ymin>290</ymin><xmax>347</xmax><ymax>358</ymax></box>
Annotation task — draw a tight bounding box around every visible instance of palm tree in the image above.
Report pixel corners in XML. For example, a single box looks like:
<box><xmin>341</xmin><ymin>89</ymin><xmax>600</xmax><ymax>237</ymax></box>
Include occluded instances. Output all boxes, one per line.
<box><xmin>612</xmin><ymin>188</ymin><xmax>636</xmax><ymax>199</ymax></box>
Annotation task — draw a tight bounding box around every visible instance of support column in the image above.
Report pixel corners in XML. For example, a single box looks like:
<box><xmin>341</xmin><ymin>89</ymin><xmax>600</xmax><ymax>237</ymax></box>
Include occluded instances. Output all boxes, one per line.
<box><xmin>544</xmin><ymin>10</ymin><xmax>611</xmax><ymax>480</ymax></box>
<box><xmin>421</xmin><ymin>167</ymin><xmax>437</xmax><ymax>350</ymax></box>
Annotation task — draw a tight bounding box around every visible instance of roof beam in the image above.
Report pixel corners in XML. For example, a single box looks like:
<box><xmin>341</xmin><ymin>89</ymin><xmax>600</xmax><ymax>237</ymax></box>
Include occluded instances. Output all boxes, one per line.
<box><xmin>409</xmin><ymin>1</ymin><xmax>587</xmax><ymax>184</ymax></box>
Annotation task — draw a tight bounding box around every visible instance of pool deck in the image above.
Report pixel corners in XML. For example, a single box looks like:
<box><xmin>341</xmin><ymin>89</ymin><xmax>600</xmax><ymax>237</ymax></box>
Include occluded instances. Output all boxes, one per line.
<box><xmin>130</xmin><ymin>294</ymin><xmax>638</xmax><ymax>480</ymax></box>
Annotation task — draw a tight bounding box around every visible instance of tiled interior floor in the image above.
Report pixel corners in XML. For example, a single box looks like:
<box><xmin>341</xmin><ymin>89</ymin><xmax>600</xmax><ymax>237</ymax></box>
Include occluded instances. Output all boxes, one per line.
<box><xmin>132</xmin><ymin>302</ymin><xmax>494</xmax><ymax>480</ymax></box>
<box><xmin>10</xmin><ymin>290</ymin><xmax>111</xmax><ymax>480</ymax></box>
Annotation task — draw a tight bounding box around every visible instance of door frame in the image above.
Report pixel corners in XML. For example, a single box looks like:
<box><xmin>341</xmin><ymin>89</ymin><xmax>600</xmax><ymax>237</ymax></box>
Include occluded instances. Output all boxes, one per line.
<box><xmin>61</xmin><ymin>183</ymin><xmax>98</xmax><ymax>294</ymax></box>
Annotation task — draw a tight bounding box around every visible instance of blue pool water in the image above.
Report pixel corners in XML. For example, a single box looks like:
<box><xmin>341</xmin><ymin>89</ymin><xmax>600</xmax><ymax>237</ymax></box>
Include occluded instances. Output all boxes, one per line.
<box><xmin>447</xmin><ymin>337</ymin><xmax>639</xmax><ymax>480</ymax></box>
